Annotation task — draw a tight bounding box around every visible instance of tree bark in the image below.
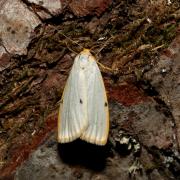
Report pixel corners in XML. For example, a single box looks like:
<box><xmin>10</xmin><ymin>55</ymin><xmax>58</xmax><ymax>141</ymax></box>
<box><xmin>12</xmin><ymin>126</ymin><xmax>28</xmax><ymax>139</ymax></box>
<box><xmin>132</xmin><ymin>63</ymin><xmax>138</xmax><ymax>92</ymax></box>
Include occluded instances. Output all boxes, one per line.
<box><xmin>0</xmin><ymin>0</ymin><xmax>180</xmax><ymax>179</ymax></box>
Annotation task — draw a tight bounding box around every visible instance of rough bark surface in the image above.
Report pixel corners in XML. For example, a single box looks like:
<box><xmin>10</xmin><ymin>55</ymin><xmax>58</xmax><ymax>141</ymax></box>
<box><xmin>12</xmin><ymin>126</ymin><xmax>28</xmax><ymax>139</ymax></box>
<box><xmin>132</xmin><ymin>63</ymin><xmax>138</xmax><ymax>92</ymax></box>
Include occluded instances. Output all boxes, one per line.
<box><xmin>0</xmin><ymin>0</ymin><xmax>180</xmax><ymax>179</ymax></box>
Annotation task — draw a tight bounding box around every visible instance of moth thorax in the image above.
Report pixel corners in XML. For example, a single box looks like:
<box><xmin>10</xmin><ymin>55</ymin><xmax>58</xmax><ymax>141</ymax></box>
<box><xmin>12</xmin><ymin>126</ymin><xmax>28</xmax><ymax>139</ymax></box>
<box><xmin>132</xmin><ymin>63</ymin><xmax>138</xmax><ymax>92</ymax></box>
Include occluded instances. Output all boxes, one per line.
<box><xmin>79</xmin><ymin>54</ymin><xmax>90</xmax><ymax>69</ymax></box>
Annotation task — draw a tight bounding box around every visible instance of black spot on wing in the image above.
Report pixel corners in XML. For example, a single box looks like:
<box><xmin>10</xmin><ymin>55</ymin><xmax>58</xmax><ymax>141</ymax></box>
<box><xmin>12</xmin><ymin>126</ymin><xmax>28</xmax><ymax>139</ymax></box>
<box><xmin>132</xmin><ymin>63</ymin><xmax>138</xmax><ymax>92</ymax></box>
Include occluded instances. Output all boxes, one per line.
<box><xmin>80</xmin><ymin>99</ymin><xmax>83</xmax><ymax>104</ymax></box>
<box><xmin>104</xmin><ymin>102</ymin><xmax>108</xmax><ymax>107</ymax></box>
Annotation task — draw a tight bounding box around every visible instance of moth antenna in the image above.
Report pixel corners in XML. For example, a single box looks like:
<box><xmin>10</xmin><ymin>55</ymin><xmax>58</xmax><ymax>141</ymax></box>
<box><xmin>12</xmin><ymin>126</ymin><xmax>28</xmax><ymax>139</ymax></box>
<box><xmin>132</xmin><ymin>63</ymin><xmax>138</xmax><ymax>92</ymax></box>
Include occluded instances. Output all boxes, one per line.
<box><xmin>64</xmin><ymin>41</ymin><xmax>78</xmax><ymax>54</ymax></box>
<box><xmin>57</xmin><ymin>31</ymin><xmax>113</xmax><ymax>72</ymax></box>
<box><xmin>58</xmin><ymin>31</ymin><xmax>84</xmax><ymax>52</ymax></box>
<box><xmin>90</xmin><ymin>36</ymin><xmax>114</xmax><ymax>72</ymax></box>
<box><xmin>97</xmin><ymin>61</ymin><xmax>113</xmax><ymax>72</ymax></box>
<box><xmin>89</xmin><ymin>44</ymin><xmax>99</xmax><ymax>54</ymax></box>
<box><xmin>95</xmin><ymin>36</ymin><xmax>114</xmax><ymax>56</ymax></box>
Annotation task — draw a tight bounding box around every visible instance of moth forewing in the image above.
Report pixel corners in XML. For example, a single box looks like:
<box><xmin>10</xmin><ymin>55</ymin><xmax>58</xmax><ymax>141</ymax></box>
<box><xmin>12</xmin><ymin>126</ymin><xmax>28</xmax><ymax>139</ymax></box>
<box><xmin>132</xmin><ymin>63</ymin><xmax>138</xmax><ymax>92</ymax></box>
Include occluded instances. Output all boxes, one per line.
<box><xmin>58</xmin><ymin>54</ymin><xmax>88</xmax><ymax>143</ymax></box>
<box><xmin>80</xmin><ymin>58</ymin><xmax>109</xmax><ymax>145</ymax></box>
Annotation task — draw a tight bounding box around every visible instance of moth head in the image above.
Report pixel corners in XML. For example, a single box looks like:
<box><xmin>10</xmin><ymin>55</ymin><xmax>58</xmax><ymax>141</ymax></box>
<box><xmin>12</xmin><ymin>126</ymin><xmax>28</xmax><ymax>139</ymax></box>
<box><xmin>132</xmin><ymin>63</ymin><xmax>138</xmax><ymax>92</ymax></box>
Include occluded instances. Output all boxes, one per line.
<box><xmin>79</xmin><ymin>49</ymin><xmax>95</xmax><ymax>69</ymax></box>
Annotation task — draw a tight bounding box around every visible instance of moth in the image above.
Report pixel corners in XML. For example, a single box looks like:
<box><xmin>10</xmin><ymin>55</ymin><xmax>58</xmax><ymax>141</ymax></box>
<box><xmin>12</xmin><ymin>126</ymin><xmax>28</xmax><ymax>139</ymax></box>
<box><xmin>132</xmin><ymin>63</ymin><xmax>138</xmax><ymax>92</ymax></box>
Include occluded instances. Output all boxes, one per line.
<box><xmin>58</xmin><ymin>49</ymin><xmax>109</xmax><ymax>145</ymax></box>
